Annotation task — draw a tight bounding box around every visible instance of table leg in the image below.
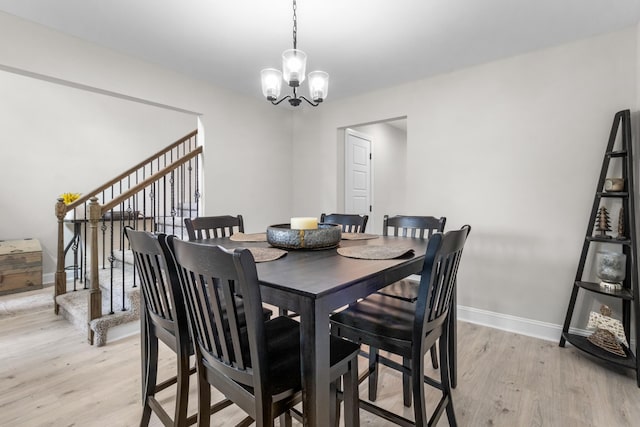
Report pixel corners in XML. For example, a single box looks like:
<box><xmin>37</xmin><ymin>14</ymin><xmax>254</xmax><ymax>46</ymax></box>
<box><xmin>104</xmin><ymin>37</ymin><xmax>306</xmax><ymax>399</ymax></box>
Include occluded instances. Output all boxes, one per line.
<box><xmin>299</xmin><ymin>298</ymin><xmax>330</xmax><ymax>427</ymax></box>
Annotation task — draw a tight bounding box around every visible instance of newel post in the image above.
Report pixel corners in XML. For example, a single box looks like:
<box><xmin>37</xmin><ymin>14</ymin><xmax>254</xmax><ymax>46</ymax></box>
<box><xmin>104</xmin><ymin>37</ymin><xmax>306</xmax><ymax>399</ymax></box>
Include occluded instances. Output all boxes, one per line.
<box><xmin>87</xmin><ymin>197</ymin><xmax>102</xmax><ymax>344</ymax></box>
<box><xmin>54</xmin><ymin>198</ymin><xmax>68</xmax><ymax>314</ymax></box>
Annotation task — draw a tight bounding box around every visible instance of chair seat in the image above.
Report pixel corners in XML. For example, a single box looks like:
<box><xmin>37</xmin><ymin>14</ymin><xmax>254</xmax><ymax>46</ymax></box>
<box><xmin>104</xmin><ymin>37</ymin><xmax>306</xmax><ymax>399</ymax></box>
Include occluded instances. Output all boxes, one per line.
<box><xmin>233</xmin><ymin>316</ymin><xmax>360</xmax><ymax>396</ymax></box>
<box><xmin>331</xmin><ymin>293</ymin><xmax>417</xmax><ymax>343</ymax></box>
<box><xmin>376</xmin><ymin>278</ymin><xmax>420</xmax><ymax>302</ymax></box>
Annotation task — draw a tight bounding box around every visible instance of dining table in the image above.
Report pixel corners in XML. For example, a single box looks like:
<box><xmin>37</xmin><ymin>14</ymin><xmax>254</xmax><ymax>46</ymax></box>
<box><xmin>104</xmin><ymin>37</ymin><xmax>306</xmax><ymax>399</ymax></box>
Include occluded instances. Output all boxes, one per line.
<box><xmin>196</xmin><ymin>234</ymin><xmax>430</xmax><ymax>427</ymax></box>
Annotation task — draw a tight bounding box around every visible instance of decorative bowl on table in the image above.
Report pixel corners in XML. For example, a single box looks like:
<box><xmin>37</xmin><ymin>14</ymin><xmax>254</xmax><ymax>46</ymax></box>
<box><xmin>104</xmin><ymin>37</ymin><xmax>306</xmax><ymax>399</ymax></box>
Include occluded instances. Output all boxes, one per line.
<box><xmin>267</xmin><ymin>223</ymin><xmax>341</xmax><ymax>250</ymax></box>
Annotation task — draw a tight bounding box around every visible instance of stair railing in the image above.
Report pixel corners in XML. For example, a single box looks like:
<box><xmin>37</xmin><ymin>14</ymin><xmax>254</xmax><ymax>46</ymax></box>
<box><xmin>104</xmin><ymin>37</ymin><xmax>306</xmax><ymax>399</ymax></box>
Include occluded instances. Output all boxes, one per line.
<box><xmin>54</xmin><ymin>130</ymin><xmax>202</xmax><ymax>344</ymax></box>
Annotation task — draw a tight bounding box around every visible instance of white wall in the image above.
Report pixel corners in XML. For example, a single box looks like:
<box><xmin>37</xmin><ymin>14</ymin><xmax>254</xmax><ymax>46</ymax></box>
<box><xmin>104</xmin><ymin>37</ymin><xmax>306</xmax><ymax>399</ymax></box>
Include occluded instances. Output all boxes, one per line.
<box><xmin>348</xmin><ymin>122</ymin><xmax>408</xmax><ymax>233</ymax></box>
<box><xmin>0</xmin><ymin>70</ymin><xmax>195</xmax><ymax>277</ymax></box>
<box><xmin>292</xmin><ymin>27</ymin><xmax>638</xmax><ymax>332</ymax></box>
<box><xmin>0</xmin><ymin>11</ymin><xmax>294</xmax><ymax>280</ymax></box>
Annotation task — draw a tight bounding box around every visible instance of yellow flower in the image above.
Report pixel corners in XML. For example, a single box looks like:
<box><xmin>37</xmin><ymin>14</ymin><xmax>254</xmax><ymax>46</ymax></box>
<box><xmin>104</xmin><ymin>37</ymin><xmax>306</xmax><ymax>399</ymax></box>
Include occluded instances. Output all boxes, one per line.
<box><xmin>61</xmin><ymin>192</ymin><xmax>81</xmax><ymax>205</ymax></box>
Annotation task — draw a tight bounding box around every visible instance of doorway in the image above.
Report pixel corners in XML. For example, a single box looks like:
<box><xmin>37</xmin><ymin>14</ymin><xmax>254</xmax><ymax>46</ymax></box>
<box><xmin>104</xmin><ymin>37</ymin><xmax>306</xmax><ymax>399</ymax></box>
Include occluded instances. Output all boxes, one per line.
<box><xmin>344</xmin><ymin>128</ymin><xmax>372</xmax><ymax>219</ymax></box>
<box><xmin>341</xmin><ymin>118</ymin><xmax>407</xmax><ymax>234</ymax></box>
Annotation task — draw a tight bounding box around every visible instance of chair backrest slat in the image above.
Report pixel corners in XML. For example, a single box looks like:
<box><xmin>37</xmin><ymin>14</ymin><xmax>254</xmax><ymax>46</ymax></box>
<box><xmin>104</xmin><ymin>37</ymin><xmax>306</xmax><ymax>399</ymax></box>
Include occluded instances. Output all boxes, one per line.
<box><xmin>383</xmin><ymin>215</ymin><xmax>446</xmax><ymax>238</ymax></box>
<box><xmin>320</xmin><ymin>213</ymin><xmax>369</xmax><ymax>233</ymax></box>
<box><xmin>124</xmin><ymin>227</ymin><xmax>189</xmax><ymax>347</ymax></box>
<box><xmin>167</xmin><ymin>237</ymin><xmax>268</xmax><ymax>388</ymax></box>
<box><xmin>184</xmin><ymin>215</ymin><xmax>245</xmax><ymax>240</ymax></box>
<box><xmin>414</xmin><ymin>225</ymin><xmax>471</xmax><ymax>341</ymax></box>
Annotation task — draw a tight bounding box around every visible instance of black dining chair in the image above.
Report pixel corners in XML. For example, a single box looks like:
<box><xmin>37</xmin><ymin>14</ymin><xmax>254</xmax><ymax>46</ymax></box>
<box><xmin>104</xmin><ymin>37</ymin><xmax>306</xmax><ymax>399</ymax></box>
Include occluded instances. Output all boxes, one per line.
<box><xmin>365</xmin><ymin>215</ymin><xmax>447</xmax><ymax>404</ymax></box>
<box><xmin>320</xmin><ymin>213</ymin><xmax>369</xmax><ymax>233</ymax></box>
<box><xmin>166</xmin><ymin>236</ymin><xmax>362</xmax><ymax>427</ymax></box>
<box><xmin>184</xmin><ymin>215</ymin><xmax>244</xmax><ymax>240</ymax></box>
<box><xmin>125</xmin><ymin>227</ymin><xmax>233</xmax><ymax>427</ymax></box>
<box><xmin>376</xmin><ymin>215</ymin><xmax>446</xmax><ymax>301</ymax></box>
<box><xmin>330</xmin><ymin>225</ymin><xmax>471</xmax><ymax>427</ymax></box>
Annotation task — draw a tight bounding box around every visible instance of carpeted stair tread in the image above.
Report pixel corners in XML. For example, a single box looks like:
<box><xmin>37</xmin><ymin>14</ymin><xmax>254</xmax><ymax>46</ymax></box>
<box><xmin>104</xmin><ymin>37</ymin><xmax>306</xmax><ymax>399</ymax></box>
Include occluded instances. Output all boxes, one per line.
<box><xmin>56</xmin><ymin>263</ymin><xmax>140</xmax><ymax>346</ymax></box>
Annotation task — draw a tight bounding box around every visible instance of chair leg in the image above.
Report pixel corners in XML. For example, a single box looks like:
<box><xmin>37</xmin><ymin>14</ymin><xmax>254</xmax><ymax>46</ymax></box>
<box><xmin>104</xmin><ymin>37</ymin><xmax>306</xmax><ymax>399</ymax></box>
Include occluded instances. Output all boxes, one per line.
<box><xmin>196</xmin><ymin>364</ymin><xmax>211</xmax><ymax>427</ymax></box>
<box><xmin>278</xmin><ymin>412</ymin><xmax>292</xmax><ymax>427</ymax></box>
<box><xmin>430</xmin><ymin>343</ymin><xmax>439</xmax><ymax>369</ymax></box>
<box><xmin>173</xmin><ymin>351</ymin><xmax>190</xmax><ymax>426</ymax></box>
<box><xmin>343</xmin><ymin>358</ymin><xmax>360</xmax><ymax>427</ymax></box>
<box><xmin>140</xmin><ymin>333</ymin><xmax>158</xmax><ymax>427</ymax></box>
<box><xmin>330</xmin><ymin>378</ymin><xmax>339</xmax><ymax>427</ymax></box>
<box><xmin>411</xmin><ymin>354</ymin><xmax>427</xmax><ymax>427</ymax></box>
<box><xmin>440</xmin><ymin>324</ymin><xmax>458</xmax><ymax>427</ymax></box>
<box><xmin>368</xmin><ymin>347</ymin><xmax>379</xmax><ymax>401</ymax></box>
<box><xmin>449</xmin><ymin>295</ymin><xmax>458</xmax><ymax>389</ymax></box>
<box><xmin>402</xmin><ymin>357</ymin><xmax>411</xmax><ymax>407</ymax></box>
<box><xmin>254</xmin><ymin>396</ymin><xmax>274</xmax><ymax>427</ymax></box>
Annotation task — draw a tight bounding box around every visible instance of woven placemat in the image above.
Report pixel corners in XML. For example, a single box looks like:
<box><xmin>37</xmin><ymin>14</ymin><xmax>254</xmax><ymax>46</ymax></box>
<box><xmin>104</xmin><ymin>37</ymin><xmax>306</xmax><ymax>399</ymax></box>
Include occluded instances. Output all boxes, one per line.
<box><xmin>337</xmin><ymin>245</ymin><xmax>414</xmax><ymax>260</ymax></box>
<box><xmin>230</xmin><ymin>232</ymin><xmax>267</xmax><ymax>242</ymax></box>
<box><xmin>341</xmin><ymin>233</ymin><xmax>379</xmax><ymax>241</ymax></box>
<box><xmin>246</xmin><ymin>246</ymin><xmax>287</xmax><ymax>262</ymax></box>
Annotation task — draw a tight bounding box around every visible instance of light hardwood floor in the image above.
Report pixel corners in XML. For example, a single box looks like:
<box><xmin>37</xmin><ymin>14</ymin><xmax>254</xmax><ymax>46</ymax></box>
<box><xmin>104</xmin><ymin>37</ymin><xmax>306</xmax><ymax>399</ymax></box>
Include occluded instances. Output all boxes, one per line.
<box><xmin>1</xmin><ymin>287</ymin><xmax>639</xmax><ymax>426</ymax></box>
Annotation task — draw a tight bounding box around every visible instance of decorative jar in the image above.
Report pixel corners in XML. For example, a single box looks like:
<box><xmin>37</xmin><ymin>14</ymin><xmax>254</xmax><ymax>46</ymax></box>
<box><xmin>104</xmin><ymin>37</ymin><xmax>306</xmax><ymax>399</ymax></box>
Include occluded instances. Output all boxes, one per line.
<box><xmin>596</xmin><ymin>251</ymin><xmax>626</xmax><ymax>290</ymax></box>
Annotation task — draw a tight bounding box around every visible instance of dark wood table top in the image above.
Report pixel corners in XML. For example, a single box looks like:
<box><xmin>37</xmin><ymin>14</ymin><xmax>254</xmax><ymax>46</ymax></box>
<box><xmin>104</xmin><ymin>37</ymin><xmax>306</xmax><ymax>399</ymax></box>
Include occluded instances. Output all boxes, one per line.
<box><xmin>195</xmin><ymin>235</ymin><xmax>429</xmax><ymax>299</ymax></box>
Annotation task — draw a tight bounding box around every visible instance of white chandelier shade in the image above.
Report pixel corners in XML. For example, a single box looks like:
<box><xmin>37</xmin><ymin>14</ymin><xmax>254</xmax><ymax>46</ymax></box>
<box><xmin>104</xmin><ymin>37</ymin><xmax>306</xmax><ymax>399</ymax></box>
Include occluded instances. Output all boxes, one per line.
<box><xmin>308</xmin><ymin>71</ymin><xmax>329</xmax><ymax>102</ymax></box>
<box><xmin>260</xmin><ymin>68</ymin><xmax>283</xmax><ymax>101</ymax></box>
<box><xmin>282</xmin><ymin>49</ymin><xmax>307</xmax><ymax>87</ymax></box>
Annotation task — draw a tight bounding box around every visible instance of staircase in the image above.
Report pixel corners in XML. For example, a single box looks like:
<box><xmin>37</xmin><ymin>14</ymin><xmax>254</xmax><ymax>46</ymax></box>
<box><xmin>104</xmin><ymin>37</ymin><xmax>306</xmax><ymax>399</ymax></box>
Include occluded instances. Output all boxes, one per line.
<box><xmin>56</xmin><ymin>253</ymin><xmax>140</xmax><ymax>346</ymax></box>
<box><xmin>54</xmin><ymin>130</ymin><xmax>202</xmax><ymax>345</ymax></box>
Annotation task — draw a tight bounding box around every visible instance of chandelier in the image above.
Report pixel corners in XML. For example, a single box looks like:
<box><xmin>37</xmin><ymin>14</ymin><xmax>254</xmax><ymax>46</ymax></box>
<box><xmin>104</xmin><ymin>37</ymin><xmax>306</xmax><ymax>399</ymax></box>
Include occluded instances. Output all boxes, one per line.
<box><xmin>260</xmin><ymin>0</ymin><xmax>329</xmax><ymax>107</ymax></box>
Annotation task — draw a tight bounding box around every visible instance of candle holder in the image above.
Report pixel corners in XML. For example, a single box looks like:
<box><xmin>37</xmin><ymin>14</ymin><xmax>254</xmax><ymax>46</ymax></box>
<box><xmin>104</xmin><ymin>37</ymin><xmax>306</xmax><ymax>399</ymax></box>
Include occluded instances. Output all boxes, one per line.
<box><xmin>267</xmin><ymin>223</ymin><xmax>341</xmax><ymax>250</ymax></box>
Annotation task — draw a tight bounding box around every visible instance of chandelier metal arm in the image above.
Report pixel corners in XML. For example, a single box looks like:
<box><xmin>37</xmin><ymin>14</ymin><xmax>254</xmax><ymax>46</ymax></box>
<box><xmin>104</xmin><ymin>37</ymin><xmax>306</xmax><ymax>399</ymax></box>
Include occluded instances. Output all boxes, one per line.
<box><xmin>299</xmin><ymin>96</ymin><xmax>321</xmax><ymax>107</ymax></box>
<box><xmin>269</xmin><ymin>95</ymin><xmax>292</xmax><ymax>106</ymax></box>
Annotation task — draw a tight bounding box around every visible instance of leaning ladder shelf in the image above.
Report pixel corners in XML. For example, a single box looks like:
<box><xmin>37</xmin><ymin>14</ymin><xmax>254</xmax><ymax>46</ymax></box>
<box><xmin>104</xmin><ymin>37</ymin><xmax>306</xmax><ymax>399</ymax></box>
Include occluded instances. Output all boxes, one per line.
<box><xmin>559</xmin><ymin>109</ymin><xmax>640</xmax><ymax>386</ymax></box>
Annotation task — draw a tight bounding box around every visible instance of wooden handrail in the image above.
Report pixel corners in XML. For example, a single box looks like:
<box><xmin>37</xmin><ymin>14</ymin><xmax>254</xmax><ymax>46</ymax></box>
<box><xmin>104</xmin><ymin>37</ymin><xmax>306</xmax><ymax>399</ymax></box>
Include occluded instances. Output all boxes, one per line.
<box><xmin>66</xmin><ymin>129</ymin><xmax>198</xmax><ymax>210</ymax></box>
<box><xmin>55</xmin><ymin>129</ymin><xmax>202</xmax><ymax>344</ymax></box>
<box><xmin>101</xmin><ymin>146</ymin><xmax>202</xmax><ymax>213</ymax></box>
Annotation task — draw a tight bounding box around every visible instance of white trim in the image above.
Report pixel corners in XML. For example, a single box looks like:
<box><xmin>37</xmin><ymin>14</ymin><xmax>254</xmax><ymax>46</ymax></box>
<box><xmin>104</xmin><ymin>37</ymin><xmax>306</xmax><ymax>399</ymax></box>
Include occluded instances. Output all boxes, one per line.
<box><xmin>0</xmin><ymin>63</ymin><xmax>202</xmax><ymax>115</ymax></box>
<box><xmin>459</xmin><ymin>304</ymin><xmax>637</xmax><ymax>348</ymax></box>
<box><xmin>457</xmin><ymin>304</ymin><xmax>587</xmax><ymax>342</ymax></box>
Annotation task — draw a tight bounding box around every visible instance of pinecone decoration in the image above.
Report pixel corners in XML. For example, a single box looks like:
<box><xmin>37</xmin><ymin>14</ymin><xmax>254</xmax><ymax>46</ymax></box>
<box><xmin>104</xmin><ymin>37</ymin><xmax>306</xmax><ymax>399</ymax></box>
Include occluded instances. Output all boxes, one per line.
<box><xmin>616</xmin><ymin>207</ymin><xmax>625</xmax><ymax>240</ymax></box>
<box><xmin>595</xmin><ymin>206</ymin><xmax>611</xmax><ymax>238</ymax></box>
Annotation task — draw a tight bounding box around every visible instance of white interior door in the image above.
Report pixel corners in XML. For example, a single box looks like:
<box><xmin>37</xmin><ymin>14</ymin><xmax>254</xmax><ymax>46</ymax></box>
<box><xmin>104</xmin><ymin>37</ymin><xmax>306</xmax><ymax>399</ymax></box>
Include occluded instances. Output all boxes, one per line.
<box><xmin>345</xmin><ymin>128</ymin><xmax>372</xmax><ymax>228</ymax></box>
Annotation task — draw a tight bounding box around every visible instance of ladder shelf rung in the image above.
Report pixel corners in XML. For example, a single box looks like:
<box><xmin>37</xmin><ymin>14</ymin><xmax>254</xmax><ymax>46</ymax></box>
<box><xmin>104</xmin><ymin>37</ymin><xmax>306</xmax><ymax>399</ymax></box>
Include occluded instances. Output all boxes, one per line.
<box><xmin>586</xmin><ymin>236</ymin><xmax>631</xmax><ymax>245</ymax></box>
<box><xmin>596</xmin><ymin>191</ymin><xmax>628</xmax><ymax>198</ymax></box>
<box><xmin>575</xmin><ymin>281</ymin><xmax>634</xmax><ymax>300</ymax></box>
<box><xmin>606</xmin><ymin>151</ymin><xmax>627</xmax><ymax>157</ymax></box>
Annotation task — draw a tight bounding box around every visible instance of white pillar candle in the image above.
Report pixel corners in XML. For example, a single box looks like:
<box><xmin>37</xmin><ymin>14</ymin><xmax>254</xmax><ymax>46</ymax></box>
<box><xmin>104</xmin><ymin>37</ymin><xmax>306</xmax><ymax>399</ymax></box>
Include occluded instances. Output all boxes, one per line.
<box><xmin>290</xmin><ymin>217</ymin><xmax>318</xmax><ymax>230</ymax></box>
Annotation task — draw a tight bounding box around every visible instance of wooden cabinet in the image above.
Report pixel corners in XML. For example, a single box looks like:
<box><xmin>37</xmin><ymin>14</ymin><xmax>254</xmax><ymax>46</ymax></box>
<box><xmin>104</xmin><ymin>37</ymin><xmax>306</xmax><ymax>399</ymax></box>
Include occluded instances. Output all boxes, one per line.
<box><xmin>0</xmin><ymin>239</ymin><xmax>43</xmax><ymax>295</ymax></box>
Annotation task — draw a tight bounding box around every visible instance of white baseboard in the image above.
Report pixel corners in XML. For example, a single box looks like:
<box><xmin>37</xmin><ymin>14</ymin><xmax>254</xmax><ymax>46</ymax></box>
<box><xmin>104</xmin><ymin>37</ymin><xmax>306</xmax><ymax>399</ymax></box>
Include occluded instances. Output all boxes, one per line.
<box><xmin>457</xmin><ymin>304</ymin><xmax>590</xmax><ymax>343</ymax></box>
<box><xmin>43</xmin><ymin>272</ymin><xmax>55</xmax><ymax>286</ymax></box>
<box><xmin>42</xmin><ymin>271</ymin><xmax>83</xmax><ymax>287</ymax></box>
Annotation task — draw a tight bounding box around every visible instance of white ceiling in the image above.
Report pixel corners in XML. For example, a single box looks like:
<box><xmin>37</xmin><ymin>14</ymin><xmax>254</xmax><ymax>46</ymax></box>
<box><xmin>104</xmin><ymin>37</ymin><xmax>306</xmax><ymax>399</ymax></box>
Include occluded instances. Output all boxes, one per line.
<box><xmin>1</xmin><ymin>0</ymin><xmax>639</xmax><ymax>102</ymax></box>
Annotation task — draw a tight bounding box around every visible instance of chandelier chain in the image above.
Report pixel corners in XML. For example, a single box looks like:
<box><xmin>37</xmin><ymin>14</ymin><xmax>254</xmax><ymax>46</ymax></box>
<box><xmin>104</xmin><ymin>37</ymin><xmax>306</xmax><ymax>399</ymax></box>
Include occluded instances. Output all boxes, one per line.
<box><xmin>292</xmin><ymin>0</ymin><xmax>297</xmax><ymax>50</ymax></box>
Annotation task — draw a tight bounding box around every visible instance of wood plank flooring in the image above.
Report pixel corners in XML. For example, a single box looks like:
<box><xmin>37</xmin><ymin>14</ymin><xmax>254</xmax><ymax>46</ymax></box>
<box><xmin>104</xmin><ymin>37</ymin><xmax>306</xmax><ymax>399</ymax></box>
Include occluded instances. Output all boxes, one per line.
<box><xmin>1</xmin><ymin>287</ymin><xmax>639</xmax><ymax>426</ymax></box>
